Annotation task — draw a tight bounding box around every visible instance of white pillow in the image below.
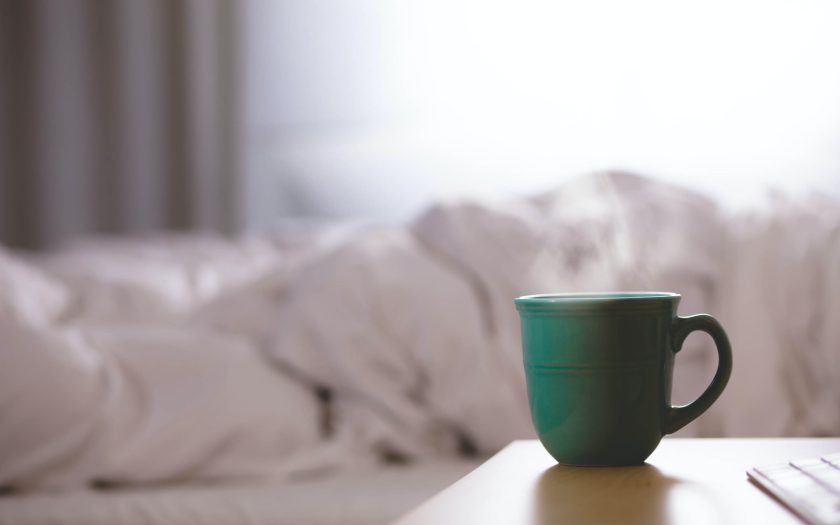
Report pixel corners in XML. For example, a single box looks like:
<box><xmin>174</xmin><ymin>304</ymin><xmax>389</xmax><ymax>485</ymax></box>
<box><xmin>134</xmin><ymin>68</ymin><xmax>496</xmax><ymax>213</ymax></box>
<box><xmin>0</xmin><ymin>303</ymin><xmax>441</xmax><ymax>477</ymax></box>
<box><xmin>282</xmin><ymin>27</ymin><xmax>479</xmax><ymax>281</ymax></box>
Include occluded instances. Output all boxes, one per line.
<box><xmin>37</xmin><ymin>235</ymin><xmax>283</xmax><ymax>324</ymax></box>
<box><xmin>0</xmin><ymin>247</ymin><xmax>69</xmax><ymax>326</ymax></box>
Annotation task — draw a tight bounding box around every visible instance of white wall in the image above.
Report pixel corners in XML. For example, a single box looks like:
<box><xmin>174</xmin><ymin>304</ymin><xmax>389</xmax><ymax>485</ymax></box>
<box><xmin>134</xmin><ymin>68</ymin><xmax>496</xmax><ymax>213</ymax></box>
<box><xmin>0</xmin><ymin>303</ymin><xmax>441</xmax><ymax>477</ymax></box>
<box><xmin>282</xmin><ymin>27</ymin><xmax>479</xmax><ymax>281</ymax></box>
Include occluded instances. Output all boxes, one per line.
<box><xmin>243</xmin><ymin>0</ymin><xmax>840</xmax><ymax>226</ymax></box>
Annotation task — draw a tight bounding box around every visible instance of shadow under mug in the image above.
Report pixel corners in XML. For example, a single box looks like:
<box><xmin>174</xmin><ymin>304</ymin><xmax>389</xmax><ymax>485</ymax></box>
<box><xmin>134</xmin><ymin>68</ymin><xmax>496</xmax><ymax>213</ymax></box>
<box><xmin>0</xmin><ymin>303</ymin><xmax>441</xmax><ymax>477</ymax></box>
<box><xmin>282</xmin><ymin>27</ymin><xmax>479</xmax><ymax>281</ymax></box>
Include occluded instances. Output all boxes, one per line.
<box><xmin>514</xmin><ymin>292</ymin><xmax>732</xmax><ymax>466</ymax></box>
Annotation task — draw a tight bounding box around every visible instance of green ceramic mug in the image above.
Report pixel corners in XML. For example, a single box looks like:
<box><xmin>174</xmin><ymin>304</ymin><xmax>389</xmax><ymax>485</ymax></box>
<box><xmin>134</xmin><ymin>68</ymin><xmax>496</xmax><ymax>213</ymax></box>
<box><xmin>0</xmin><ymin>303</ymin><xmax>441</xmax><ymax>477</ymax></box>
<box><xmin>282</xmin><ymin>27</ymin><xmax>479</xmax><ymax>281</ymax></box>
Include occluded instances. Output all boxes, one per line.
<box><xmin>514</xmin><ymin>292</ymin><xmax>732</xmax><ymax>466</ymax></box>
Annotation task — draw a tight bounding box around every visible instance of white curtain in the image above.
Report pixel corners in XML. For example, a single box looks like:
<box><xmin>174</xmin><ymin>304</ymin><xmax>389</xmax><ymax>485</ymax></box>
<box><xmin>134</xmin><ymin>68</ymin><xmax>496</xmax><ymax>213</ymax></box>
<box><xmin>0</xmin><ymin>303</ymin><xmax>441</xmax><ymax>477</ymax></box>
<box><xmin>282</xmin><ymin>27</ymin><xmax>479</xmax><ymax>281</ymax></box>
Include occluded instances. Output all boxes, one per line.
<box><xmin>0</xmin><ymin>0</ymin><xmax>241</xmax><ymax>250</ymax></box>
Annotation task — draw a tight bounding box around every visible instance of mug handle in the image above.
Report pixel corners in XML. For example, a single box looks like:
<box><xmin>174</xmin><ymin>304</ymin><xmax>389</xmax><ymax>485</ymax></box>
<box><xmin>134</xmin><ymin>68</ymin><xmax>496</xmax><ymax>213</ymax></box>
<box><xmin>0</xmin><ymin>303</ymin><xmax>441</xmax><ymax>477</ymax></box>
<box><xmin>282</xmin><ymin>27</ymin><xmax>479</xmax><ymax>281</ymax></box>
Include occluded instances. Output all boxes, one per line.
<box><xmin>663</xmin><ymin>314</ymin><xmax>733</xmax><ymax>434</ymax></box>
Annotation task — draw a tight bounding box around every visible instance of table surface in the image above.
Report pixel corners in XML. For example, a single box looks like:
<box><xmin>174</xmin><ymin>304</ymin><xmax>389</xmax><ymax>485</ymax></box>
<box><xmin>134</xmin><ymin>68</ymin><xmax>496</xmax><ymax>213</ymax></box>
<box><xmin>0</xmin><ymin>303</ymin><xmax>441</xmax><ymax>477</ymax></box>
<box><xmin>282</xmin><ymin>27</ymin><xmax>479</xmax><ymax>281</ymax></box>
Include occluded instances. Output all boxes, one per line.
<box><xmin>394</xmin><ymin>438</ymin><xmax>840</xmax><ymax>525</ymax></box>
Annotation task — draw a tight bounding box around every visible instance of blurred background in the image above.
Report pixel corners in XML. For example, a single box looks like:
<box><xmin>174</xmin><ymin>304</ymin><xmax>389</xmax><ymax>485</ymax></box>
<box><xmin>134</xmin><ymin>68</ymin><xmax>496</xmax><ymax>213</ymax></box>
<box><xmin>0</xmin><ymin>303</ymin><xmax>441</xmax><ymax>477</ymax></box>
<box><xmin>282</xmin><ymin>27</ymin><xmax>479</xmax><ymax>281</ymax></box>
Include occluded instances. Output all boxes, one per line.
<box><xmin>1</xmin><ymin>0</ymin><xmax>840</xmax><ymax>249</ymax></box>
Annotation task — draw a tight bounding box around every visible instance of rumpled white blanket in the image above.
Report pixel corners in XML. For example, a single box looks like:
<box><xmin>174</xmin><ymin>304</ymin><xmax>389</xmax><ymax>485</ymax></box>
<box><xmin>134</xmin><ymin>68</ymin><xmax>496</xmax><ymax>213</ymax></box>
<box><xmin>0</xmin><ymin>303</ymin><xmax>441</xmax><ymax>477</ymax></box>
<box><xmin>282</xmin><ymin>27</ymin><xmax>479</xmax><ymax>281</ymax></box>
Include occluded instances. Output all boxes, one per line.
<box><xmin>1</xmin><ymin>172</ymin><xmax>838</xmax><ymax>491</ymax></box>
<box><xmin>712</xmin><ymin>193</ymin><xmax>840</xmax><ymax>437</ymax></box>
<box><xmin>0</xmin><ymin>236</ymin><xmax>326</xmax><ymax>489</ymax></box>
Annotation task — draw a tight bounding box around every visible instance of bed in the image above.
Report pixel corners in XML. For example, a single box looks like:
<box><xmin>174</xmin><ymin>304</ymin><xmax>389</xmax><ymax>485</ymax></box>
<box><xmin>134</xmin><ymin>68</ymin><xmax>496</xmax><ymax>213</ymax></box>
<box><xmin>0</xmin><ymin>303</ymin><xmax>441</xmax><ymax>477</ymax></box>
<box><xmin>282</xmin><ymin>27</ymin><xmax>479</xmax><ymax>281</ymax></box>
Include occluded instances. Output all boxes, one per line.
<box><xmin>0</xmin><ymin>460</ymin><xmax>479</xmax><ymax>525</ymax></box>
<box><xmin>1</xmin><ymin>171</ymin><xmax>838</xmax><ymax>524</ymax></box>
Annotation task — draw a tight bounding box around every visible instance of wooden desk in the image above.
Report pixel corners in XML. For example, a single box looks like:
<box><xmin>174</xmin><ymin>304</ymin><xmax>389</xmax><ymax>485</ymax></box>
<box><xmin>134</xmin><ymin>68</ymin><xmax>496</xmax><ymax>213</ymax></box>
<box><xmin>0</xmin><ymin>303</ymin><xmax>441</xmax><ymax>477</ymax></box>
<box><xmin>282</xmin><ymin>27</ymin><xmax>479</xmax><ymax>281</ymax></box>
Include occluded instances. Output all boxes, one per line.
<box><xmin>395</xmin><ymin>438</ymin><xmax>840</xmax><ymax>524</ymax></box>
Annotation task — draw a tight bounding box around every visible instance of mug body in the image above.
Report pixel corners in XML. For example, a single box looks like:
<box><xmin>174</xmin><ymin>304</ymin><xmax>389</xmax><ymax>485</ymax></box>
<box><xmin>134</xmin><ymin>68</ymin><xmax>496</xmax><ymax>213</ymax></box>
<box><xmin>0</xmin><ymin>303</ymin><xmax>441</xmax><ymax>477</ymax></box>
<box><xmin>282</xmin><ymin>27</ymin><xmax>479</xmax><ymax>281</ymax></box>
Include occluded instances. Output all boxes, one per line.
<box><xmin>515</xmin><ymin>292</ymin><xmax>679</xmax><ymax>466</ymax></box>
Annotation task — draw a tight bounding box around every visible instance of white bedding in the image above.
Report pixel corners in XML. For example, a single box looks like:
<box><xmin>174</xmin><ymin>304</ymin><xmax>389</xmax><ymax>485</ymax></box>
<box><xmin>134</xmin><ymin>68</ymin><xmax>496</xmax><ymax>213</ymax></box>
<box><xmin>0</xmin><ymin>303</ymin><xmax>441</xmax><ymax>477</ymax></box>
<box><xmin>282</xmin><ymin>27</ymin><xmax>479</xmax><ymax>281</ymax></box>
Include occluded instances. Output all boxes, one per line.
<box><xmin>0</xmin><ymin>171</ymin><xmax>838</xmax><ymax>521</ymax></box>
<box><xmin>0</xmin><ymin>237</ymin><xmax>326</xmax><ymax>489</ymax></box>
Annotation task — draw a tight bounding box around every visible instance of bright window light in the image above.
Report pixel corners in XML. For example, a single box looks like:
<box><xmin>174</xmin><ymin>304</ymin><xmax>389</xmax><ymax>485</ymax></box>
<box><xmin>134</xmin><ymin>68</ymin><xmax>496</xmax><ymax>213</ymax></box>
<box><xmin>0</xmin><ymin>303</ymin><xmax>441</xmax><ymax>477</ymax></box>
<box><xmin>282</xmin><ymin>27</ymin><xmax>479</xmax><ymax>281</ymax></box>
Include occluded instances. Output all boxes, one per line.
<box><xmin>246</xmin><ymin>0</ymin><xmax>840</xmax><ymax>220</ymax></box>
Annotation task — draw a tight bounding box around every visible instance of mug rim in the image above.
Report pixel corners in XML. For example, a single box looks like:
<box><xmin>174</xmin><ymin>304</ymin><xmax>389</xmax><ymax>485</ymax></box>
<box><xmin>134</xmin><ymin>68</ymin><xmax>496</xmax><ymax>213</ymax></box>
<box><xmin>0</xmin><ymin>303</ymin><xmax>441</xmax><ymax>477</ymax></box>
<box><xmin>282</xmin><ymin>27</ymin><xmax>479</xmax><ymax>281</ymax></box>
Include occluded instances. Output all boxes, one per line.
<box><xmin>515</xmin><ymin>292</ymin><xmax>680</xmax><ymax>312</ymax></box>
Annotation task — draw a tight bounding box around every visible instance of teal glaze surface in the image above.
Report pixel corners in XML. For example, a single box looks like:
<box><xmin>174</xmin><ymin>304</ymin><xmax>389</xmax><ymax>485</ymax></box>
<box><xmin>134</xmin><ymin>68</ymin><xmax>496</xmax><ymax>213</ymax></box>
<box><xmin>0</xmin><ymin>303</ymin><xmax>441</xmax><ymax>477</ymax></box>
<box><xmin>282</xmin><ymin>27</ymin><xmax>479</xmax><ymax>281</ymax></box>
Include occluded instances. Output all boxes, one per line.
<box><xmin>515</xmin><ymin>292</ymin><xmax>732</xmax><ymax>466</ymax></box>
